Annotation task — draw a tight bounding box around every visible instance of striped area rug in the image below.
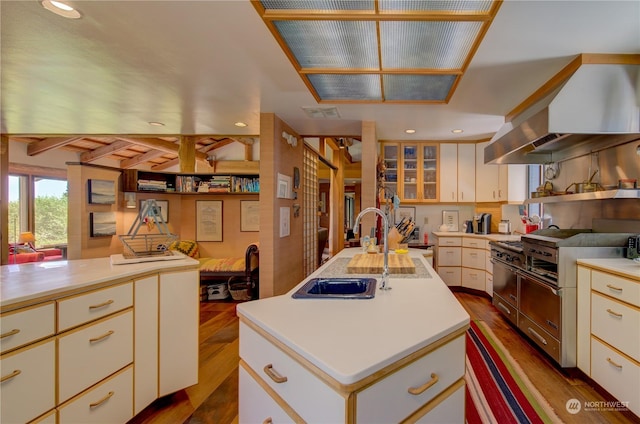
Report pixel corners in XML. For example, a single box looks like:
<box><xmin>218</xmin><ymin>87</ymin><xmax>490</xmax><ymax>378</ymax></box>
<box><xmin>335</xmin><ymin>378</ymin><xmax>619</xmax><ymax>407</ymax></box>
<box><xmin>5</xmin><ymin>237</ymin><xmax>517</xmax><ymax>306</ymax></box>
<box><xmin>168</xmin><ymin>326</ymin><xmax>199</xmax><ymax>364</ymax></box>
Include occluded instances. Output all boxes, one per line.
<box><xmin>465</xmin><ymin>320</ymin><xmax>562</xmax><ymax>424</ymax></box>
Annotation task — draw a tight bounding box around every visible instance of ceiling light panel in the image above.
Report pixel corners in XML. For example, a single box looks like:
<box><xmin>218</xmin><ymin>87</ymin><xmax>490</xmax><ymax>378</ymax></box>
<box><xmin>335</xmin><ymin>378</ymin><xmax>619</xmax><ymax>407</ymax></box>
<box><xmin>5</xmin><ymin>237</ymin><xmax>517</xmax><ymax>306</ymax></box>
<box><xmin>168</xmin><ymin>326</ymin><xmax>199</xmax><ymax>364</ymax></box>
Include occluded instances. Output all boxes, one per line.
<box><xmin>307</xmin><ymin>74</ymin><xmax>381</xmax><ymax>100</ymax></box>
<box><xmin>378</xmin><ymin>0</ymin><xmax>493</xmax><ymax>12</ymax></box>
<box><xmin>380</xmin><ymin>21</ymin><xmax>482</xmax><ymax>69</ymax></box>
<box><xmin>260</xmin><ymin>0</ymin><xmax>374</xmax><ymax>11</ymax></box>
<box><xmin>273</xmin><ymin>20</ymin><xmax>379</xmax><ymax>69</ymax></box>
<box><xmin>383</xmin><ymin>74</ymin><xmax>457</xmax><ymax>101</ymax></box>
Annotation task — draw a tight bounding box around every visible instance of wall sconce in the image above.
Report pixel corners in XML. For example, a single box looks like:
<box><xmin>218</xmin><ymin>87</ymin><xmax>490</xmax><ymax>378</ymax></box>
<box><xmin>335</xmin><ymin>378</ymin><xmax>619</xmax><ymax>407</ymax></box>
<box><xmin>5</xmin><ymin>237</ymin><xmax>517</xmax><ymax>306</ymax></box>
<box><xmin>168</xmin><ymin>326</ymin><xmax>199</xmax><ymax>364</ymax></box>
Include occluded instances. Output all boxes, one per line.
<box><xmin>124</xmin><ymin>192</ymin><xmax>137</xmax><ymax>209</ymax></box>
<box><xmin>282</xmin><ymin>131</ymin><xmax>298</xmax><ymax>147</ymax></box>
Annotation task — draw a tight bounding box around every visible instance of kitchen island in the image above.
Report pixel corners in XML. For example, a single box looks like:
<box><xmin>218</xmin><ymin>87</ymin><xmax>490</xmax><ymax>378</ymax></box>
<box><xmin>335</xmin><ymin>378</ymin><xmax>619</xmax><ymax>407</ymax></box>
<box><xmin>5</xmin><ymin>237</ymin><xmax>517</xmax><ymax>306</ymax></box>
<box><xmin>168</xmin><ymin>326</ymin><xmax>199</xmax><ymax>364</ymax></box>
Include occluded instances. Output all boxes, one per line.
<box><xmin>237</xmin><ymin>247</ymin><xmax>470</xmax><ymax>423</ymax></box>
<box><xmin>0</xmin><ymin>254</ymin><xmax>200</xmax><ymax>424</ymax></box>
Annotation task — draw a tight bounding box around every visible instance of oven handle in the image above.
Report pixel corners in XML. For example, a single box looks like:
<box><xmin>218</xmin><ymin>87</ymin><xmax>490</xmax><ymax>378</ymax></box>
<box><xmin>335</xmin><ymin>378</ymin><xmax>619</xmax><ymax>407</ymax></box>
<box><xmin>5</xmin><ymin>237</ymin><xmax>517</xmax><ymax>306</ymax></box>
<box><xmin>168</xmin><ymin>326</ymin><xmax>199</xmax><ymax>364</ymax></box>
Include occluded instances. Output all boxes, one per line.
<box><xmin>516</xmin><ymin>269</ymin><xmax>559</xmax><ymax>295</ymax></box>
<box><xmin>490</xmin><ymin>259</ymin><xmax>520</xmax><ymax>274</ymax></box>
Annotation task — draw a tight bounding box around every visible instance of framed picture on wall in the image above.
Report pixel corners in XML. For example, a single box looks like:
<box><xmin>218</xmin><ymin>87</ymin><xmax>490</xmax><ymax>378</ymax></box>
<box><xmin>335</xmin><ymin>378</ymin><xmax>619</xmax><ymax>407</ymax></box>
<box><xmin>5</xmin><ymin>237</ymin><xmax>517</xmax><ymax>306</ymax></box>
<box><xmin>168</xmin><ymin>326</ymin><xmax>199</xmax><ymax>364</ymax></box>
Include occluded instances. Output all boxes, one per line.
<box><xmin>196</xmin><ymin>200</ymin><xmax>223</xmax><ymax>241</ymax></box>
<box><xmin>139</xmin><ymin>199</ymin><xmax>169</xmax><ymax>223</ymax></box>
<box><xmin>88</xmin><ymin>179</ymin><xmax>116</xmax><ymax>204</ymax></box>
<box><xmin>240</xmin><ymin>200</ymin><xmax>260</xmax><ymax>232</ymax></box>
<box><xmin>90</xmin><ymin>212</ymin><xmax>116</xmax><ymax>237</ymax></box>
<box><xmin>395</xmin><ymin>206</ymin><xmax>415</xmax><ymax>224</ymax></box>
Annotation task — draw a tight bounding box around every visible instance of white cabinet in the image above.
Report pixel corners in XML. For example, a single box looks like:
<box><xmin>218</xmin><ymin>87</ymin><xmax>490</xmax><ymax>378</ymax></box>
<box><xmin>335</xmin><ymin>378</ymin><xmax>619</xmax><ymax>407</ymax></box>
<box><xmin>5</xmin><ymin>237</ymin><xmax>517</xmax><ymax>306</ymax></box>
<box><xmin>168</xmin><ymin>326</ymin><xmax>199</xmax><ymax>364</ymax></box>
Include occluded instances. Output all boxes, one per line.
<box><xmin>239</xmin><ymin>364</ymin><xmax>298</xmax><ymax>423</ymax></box>
<box><xmin>476</xmin><ymin>141</ymin><xmax>527</xmax><ymax>203</ymax></box>
<box><xmin>134</xmin><ymin>275</ymin><xmax>159</xmax><ymax>414</ymax></box>
<box><xmin>0</xmin><ymin>302</ymin><xmax>55</xmax><ymax>353</ymax></box>
<box><xmin>439</xmin><ymin>143</ymin><xmax>475</xmax><ymax>203</ymax></box>
<box><xmin>159</xmin><ymin>269</ymin><xmax>199</xmax><ymax>396</ymax></box>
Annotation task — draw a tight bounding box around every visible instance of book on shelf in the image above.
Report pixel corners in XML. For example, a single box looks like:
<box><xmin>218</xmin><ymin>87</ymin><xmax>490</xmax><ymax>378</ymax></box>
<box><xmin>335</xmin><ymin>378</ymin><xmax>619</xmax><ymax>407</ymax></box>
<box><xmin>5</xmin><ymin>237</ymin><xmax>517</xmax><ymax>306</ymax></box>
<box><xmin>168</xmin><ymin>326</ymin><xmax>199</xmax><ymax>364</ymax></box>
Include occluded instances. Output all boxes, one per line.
<box><xmin>138</xmin><ymin>179</ymin><xmax>167</xmax><ymax>191</ymax></box>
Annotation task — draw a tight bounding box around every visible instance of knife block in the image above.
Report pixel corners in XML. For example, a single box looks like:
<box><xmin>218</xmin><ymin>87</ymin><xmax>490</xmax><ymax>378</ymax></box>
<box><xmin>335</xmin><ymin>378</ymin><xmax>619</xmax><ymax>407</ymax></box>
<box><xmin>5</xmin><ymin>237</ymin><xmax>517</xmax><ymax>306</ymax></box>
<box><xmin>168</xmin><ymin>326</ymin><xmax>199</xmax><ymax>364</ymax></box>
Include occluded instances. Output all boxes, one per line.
<box><xmin>387</xmin><ymin>227</ymin><xmax>403</xmax><ymax>250</ymax></box>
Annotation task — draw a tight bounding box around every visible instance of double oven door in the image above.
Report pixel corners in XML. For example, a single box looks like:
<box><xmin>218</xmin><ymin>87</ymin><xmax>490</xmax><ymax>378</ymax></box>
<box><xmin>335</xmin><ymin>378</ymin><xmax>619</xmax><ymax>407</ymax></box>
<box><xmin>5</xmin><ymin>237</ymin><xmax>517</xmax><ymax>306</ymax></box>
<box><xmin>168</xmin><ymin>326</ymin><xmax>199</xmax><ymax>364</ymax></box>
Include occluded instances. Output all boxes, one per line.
<box><xmin>491</xmin><ymin>258</ymin><xmax>519</xmax><ymax>326</ymax></box>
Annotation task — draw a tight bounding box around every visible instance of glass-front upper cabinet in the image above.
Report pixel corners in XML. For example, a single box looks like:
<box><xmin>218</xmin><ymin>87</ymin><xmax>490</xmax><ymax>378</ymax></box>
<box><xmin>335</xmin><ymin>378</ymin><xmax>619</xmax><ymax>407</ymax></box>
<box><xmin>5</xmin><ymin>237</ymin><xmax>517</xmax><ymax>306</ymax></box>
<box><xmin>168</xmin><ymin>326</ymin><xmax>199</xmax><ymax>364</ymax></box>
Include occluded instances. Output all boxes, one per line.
<box><xmin>380</xmin><ymin>142</ymin><xmax>439</xmax><ymax>203</ymax></box>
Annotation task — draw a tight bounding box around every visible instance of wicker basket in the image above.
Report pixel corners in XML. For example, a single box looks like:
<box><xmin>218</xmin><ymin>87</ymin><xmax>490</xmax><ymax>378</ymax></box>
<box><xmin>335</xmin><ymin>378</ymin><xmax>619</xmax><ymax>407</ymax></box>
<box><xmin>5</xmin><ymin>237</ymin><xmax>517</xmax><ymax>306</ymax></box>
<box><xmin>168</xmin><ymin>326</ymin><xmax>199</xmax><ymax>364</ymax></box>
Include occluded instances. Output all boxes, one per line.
<box><xmin>229</xmin><ymin>278</ymin><xmax>253</xmax><ymax>301</ymax></box>
<box><xmin>119</xmin><ymin>233</ymin><xmax>178</xmax><ymax>258</ymax></box>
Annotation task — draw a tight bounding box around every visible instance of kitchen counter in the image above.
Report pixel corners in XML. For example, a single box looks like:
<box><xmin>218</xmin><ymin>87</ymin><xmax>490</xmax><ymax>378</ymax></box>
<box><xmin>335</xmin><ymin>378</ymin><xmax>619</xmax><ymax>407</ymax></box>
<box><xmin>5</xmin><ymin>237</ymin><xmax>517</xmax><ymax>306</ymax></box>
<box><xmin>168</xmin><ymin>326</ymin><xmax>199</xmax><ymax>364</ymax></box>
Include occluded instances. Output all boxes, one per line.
<box><xmin>237</xmin><ymin>247</ymin><xmax>469</xmax><ymax>385</ymax></box>
<box><xmin>0</xmin><ymin>253</ymin><xmax>199</xmax><ymax>311</ymax></box>
<box><xmin>576</xmin><ymin>258</ymin><xmax>640</xmax><ymax>280</ymax></box>
<box><xmin>432</xmin><ymin>231</ymin><xmax>521</xmax><ymax>241</ymax></box>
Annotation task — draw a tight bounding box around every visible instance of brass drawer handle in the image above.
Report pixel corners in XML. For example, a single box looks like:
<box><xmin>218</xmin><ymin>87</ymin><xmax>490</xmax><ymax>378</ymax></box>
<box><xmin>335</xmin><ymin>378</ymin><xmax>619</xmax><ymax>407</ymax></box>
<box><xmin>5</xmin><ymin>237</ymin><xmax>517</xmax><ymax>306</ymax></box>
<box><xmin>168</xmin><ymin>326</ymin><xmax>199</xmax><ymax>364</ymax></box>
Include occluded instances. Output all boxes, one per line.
<box><xmin>89</xmin><ymin>391</ymin><xmax>114</xmax><ymax>408</ymax></box>
<box><xmin>0</xmin><ymin>329</ymin><xmax>20</xmax><ymax>339</ymax></box>
<box><xmin>89</xmin><ymin>299</ymin><xmax>114</xmax><ymax>310</ymax></box>
<box><xmin>263</xmin><ymin>364</ymin><xmax>287</xmax><ymax>383</ymax></box>
<box><xmin>606</xmin><ymin>284</ymin><xmax>622</xmax><ymax>292</ymax></box>
<box><xmin>1</xmin><ymin>369</ymin><xmax>21</xmax><ymax>383</ymax></box>
<box><xmin>606</xmin><ymin>358</ymin><xmax>623</xmax><ymax>369</ymax></box>
<box><xmin>89</xmin><ymin>330</ymin><xmax>114</xmax><ymax>343</ymax></box>
<box><xmin>606</xmin><ymin>308</ymin><xmax>622</xmax><ymax>318</ymax></box>
<box><xmin>408</xmin><ymin>373</ymin><xmax>439</xmax><ymax>395</ymax></box>
<box><xmin>263</xmin><ymin>418</ymin><xmax>273</xmax><ymax>424</ymax></box>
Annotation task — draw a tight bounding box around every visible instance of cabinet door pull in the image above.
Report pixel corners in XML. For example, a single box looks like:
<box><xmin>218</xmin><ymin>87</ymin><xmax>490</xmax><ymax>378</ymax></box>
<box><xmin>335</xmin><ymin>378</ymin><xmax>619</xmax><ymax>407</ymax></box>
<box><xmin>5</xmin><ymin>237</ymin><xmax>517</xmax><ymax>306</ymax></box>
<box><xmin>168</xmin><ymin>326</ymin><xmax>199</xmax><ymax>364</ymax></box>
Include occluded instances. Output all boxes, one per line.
<box><xmin>263</xmin><ymin>418</ymin><xmax>273</xmax><ymax>424</ymax></box>
<box><xmin>1</xmin><ymin>369</ymin><xmax>21</xmax><ymax>383</ymax></box>
<box><xmin>89</xmin><ymin>330</ymin><xmax>114</xmax><ymax>343</ymax></box>
<box><xmin>606</xmin><ymin>357</ymin><xmax>623</xmax><ymax>369</ymax></box>
<box><xmin>527</xmin><ymin>327</ymin><xmax>547</xmax><ymax>345</ymax></box>
<box><xmin>263</xmin><ymin>364</ymin><xmax>287</xmax><ymax>383</ymax></box>
<box><xmin>497</xmin><ymin>302</ymin><xmax>511</xmax><ymax>315</ymax></box>
<box><xmin>606</xmin><ymin>284</ymin><xmax>623</xmax><ymax>292</ymax></box>
<box><xmin>0</xmin><ymin>328</ymin><xmax>20</xmax><ymax>339</ymax></box>
<box><xmin>89</xmin><ymin>299</ymin><xmax>114</xmax><ymax>310</ymax></box>
<box><xmin>408</xmin><ymin>373</ymin><xmax>439</xmax><ymax>395</ymax></box>
<box><xmin>606</xmin><ymin>308</ymin><xmax>623</xmax><ymax>318</ymax></box>
<box><xmin>509</xmin><ymin>294</ymin><xmax>517</xmax><ymax>302</ymax></box>
<box><xmin>89</xmin><ymin>391</ymin><xmax>114</xmax><ymax>408</ymax></box>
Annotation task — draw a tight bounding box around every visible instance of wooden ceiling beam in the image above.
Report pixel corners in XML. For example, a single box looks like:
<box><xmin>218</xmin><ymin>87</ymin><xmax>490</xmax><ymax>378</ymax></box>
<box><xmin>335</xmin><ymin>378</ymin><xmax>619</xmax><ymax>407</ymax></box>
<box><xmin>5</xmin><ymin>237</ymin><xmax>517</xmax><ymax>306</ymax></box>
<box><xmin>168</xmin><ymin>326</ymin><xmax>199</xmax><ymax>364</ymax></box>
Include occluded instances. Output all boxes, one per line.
<box><xmin>27</xmin><ymin>136</ymin><xmax>83</xmax><ymax>156</ymax></box>
<box><xmin>151</xmin><ymin>158</ymin><xmax>179</xmax><ymax>171</ymax></box>
<box><xmin>120</xmin><ymin>150</ymin><xmax>167</xmax><ymax>169</ymax></box>
<box><xmin>116</xmin><ymin>137</ymin><xmax>209</xmax><ymax>161</ymax></box>
<box><xmin>80</xmin><ymin>139</ymin><xmax>131</xmax><ymax>163</ymax></box>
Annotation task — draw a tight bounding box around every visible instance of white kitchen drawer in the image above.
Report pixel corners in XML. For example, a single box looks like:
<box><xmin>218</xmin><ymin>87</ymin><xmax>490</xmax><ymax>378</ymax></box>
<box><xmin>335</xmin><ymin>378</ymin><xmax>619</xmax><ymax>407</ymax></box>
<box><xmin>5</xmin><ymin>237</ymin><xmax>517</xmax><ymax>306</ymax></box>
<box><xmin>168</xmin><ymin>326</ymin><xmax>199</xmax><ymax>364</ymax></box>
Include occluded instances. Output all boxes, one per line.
<box><xmin>0</xmin><ymin>302</ymin><xmax>55</xmax><ymax>354</ymax></box>
<box><xmin>438</xmin><ymin>247</ymin><xmax>461</xmax><ymax>266</ymax></box>
<box><xmin>58</xmin><ymin>282</ymin><xmax>133</xmax><ymax>331</ymax></box>
<box><xmin>0</xmin><ymin>339</ymin><xmax>55</xmax><ymax>424</ymax></box>
<box><xmin>438</xmin><ymin>237</ymin><xmax>462</xmax><ymax>247</ymax></box>
<box><xmin>356</xmin><ymin>335</ymin><xmax>465</xmax><ymax>424</ymax></box>
<box><xmin>591</xmin><ymin>270</ymin><xmax>640</xmax><ymax>308</ymax></box>
<box><xmin>30</xmin><ymin>409</ymin><xmax>57</xmax><ymax>423</ymax></box>
<box><xmin>239</xmin><ymin>322</ymin><xmax>345</xmax><ymax>423</ymax></box>
<box><xmin>58</xmin><ymin>309</ymin><xmax>133</xmax><ymax>402</ymax></box>
<box><xmin>462</xmin><ymin>238</ymin><xmax>487</xmax><ymax>249</ymax></box>
<box><xmin>591</xmin><ymin>293</ymin><xmax>640</xmax><ymax>362</ymax></box>
<box><xmin>485</xmin><ymin>250</ymin><xmax>493</xmax><ymax>274</ymax></box>
<box><xmin>462</xmin><ymin>268</ymin><xmax>486</xmax><ymax>291</ymax></box>
<box><xmin>239</xmin><ymin>362</ymin><xmax>298</xmax><ymax>424</ymax></box>
<box><xmin>415</xmin><ymin>381</ymin><xmax>465</xmax><ymax>424</ymax></box>
<box><xmin>462</xmin><ymin>248</ymin><xmax>485</xmax><ymax>270</ymax></box>
<box><xmin>438</xmin><ymin>267</ymin><xmax>461</xmax><ymax>287</ymax></box>
<box><xmin>58</xmin><ymin>365</ymin><xmax>133</xmax><ymax>424</ymax></box>
<box><xmin>590</xmin><ymin>337</ymin><xmax>640</xmax><ymax>417</ymax></box>
<box><xmin>486</xmin><ymin>273</ymin><xmax>493</xmax><ymax>296</ymax></box>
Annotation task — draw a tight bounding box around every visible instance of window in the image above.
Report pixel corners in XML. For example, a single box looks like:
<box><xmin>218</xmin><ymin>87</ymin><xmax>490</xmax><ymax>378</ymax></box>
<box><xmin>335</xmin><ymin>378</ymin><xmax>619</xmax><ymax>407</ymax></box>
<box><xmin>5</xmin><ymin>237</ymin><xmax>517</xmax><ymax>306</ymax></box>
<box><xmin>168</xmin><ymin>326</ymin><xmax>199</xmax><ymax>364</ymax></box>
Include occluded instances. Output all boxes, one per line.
<box><xmin>8</xmin><ymin>174</ymin><xmax>68</xmax><ymax>248</ymax></box>
<box><xmin>527</xmin><ymin>164</ymin><xmax>543</xmax><ymax>217</ymax></box>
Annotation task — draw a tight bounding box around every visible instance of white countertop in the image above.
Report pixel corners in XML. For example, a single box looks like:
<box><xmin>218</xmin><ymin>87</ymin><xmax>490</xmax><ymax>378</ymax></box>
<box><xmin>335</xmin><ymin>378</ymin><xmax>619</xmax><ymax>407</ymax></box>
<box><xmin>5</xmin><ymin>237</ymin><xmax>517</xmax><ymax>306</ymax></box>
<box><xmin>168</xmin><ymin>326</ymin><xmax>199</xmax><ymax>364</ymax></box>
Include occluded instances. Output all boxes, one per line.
<box><xmin>432</xmin><ymin>231</ymin><xmax>521</xmax><ymax>241</ymax></box>
<box><xmin>577</xmin><ymin>258</ymin><xmax>640</xmax><ymax>281</ymax></box>
<box><xmin>0</xmin><ymin>252</ymin><xmax>200</xmax><ymax>310</ymax></box>
<box><xmin>236</xmin><ymin>248</ymin><xmax>470</xmax><ymax>385</ymax></box>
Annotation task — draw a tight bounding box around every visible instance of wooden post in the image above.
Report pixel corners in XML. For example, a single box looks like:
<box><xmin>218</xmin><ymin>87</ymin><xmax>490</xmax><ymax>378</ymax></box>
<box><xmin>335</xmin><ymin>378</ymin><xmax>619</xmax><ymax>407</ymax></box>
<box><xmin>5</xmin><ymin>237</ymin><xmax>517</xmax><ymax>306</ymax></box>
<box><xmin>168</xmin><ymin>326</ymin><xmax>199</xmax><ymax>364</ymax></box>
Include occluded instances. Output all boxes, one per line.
<box><xmin>0</xmin><ymin>135</ymin><xmax>9</xmax><ymax>264</ymax></box>
<box><xmin>178</xmin><ymin>136</ymin><xmax>196</xmax><ymax>173</ymax></box>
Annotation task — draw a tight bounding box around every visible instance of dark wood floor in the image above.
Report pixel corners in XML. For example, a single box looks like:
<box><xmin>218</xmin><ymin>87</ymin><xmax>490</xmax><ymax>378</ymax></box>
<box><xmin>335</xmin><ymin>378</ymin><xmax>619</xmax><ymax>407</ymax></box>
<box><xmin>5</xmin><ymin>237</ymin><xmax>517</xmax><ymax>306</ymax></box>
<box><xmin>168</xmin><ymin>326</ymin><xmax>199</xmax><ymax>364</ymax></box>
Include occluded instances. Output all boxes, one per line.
<box><xmin>128</xmin><ymin>291</ymin><xmax>640</xmax><ymax>424</ymax></box>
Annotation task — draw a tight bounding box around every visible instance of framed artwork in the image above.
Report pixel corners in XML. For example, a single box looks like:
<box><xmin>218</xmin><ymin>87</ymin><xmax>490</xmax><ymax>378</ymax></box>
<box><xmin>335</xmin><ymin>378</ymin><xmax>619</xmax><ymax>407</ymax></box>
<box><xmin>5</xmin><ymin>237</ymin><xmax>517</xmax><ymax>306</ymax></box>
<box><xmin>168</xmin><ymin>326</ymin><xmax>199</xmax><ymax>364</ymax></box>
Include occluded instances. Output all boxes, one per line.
<box><xmin>277</xmin><ymin>173</ymin><xmax>291</xmax><ymax>199</ymax></box>
<box><xmin>90</xmin><ymin>212</ymin><xmax>116</xmax><ymax>237</ymax></box>
<box><xmin>240</xmin><ymin>200</ymin><xmax>260</xmax><ymax>232</ymax></box>
<box><xmin>442</xmin><ymin>210</ymin><xmax>459</xmax><ymax>232</ymax></box>
<box><xmin>196</xmin><ymin>200</ymin><xmax>223</xmax><ymax>241</ymax></box>
<box><xmin>139</xmin><ymin>199</ymin><xmax>169</xmax><ymax>223</ymax></box>
<box><xmin>88</xmin><ymin>179</ymin><xmax>116</xmax><ymax>204</ymax></box>
<box><xmin>395</xmin><ymin>206</ymin><xmax>415</xmax><ymax>224</ymax></box>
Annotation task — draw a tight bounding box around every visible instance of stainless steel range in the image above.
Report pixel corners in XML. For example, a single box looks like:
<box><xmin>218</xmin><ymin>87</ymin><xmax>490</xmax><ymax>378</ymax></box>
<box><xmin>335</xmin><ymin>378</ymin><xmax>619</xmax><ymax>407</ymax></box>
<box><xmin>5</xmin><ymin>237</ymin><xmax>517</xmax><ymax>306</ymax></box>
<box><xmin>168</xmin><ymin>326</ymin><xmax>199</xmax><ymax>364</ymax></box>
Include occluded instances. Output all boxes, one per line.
<box><xmin>490</xmin><ymin>229</ymin><xmax>631</xmax><ymax>368</ymax></box>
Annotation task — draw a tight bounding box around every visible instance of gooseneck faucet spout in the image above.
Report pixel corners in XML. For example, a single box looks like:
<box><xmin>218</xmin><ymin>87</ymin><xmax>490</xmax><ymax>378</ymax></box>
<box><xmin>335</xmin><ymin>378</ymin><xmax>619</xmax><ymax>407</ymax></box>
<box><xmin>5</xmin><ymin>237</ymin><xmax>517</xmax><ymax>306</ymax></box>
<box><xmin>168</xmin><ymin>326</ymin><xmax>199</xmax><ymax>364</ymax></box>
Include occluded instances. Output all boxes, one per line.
<box><xmin>353</xmin><ymin>207</ymin><xmax>391</xmax><ymax>290</ymax></box>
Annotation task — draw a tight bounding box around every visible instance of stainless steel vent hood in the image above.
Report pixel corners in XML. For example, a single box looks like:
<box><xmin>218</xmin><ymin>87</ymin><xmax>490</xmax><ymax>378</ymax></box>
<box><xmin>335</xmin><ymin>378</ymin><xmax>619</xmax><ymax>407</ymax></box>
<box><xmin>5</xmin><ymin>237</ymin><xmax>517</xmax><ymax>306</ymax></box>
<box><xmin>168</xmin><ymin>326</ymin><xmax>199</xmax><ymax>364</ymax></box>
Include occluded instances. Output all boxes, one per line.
<box><xmin>485</xmin><ymin>64</ymin><xmax>640</xmax><ymax>164</ymax></box>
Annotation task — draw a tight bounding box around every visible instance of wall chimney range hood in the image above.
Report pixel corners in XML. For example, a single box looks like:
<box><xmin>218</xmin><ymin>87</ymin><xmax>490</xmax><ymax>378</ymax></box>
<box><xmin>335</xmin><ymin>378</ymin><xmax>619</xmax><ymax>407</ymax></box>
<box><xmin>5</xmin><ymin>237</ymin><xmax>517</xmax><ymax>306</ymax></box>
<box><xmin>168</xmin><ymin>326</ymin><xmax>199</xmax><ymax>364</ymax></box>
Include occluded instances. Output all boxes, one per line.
<box><xmin>485</xmin><ymin>63</ymin><xmax>640</xmax><ymax>164</ymax></box>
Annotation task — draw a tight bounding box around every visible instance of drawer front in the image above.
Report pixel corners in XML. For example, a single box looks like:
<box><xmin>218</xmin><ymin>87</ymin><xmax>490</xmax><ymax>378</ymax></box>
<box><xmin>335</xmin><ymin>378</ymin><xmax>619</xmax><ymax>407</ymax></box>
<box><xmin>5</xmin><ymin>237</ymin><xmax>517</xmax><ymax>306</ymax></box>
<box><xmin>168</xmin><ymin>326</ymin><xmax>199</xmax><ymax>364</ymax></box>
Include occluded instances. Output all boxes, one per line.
<box><xmin>415</xmin><ymin>381</ymin><xmax>465</xmax><ymax>424</ymax></box>
<box><xmin>239</xmin><ymin>364</ymin><xmax>297</xmax><ymax>424</ymax></box>
<box><xmin>591</xmin><ymin>293</ymin><xmax>640</xmax><ymax>361</ymax></box>
<box><xmin>240</xmin><ymin>322</ymin><xmax>345</xmax><ymax>423</ymax></box>
<box><xmin>438</xmin><ymin>267</ymin><xmax>461</xmax><ymax>287</ymax></box>
<box><xmin>486</xmin><ymin>273</ymin><xmax>493</xmax><ymax>296</ymax></box>
<box><xmin>485</xmin><ymin>251</ymin><xmax>492</xmax><ymax>275</ymax></box>
<box><xmin>58</xmin><ymin>282</ymin><xmax>133</xmax><ymax>331</ymax></box>
<box><xmin>0</xmin><ymin>302</ymin><xmax>55</xmax><ymax>354</ymax></box>
<box><xmin>58</xmin><ymin>365</ymin><xmax>133</xmax><ymax>424</ymax></box>
<box><xmin>0</xmin><ymin>340</ymin><xmax>55</xmax><ymax>424</ymax></box>
<box><xmin>462</xmin><ymin>248</ymin><xmax>485</xmax><ymax>270</ymax></box>
<box><xmin>590</xmin><ymin>337</ymin><xmax>640</xmax><ymax>417</ymax></box>
<box><xmin>591</xmin><ymin>271</ymin><xmax>640</xmax><ymax>308</ymax></box>
<box><xmin>31</xmin><ymin>409</ymin><xmax>57</xmax><ymax>423</ymax></box>
<box><xmin>493</xmin><ymin>294</ymin><xmax>518</xmax><ymax>327</ymax></box>
<box><xmin>438</xmin><ymin>247</ymin><xmax>461</xmax><ymax>266</ymax></box>
<box><xmin>357</xmin><ymin>335</ymin><xmax>465</xmax><ymax>424</ymax></box>
<box><xmin>58</xmin><ymin>310</ymin><xmax>133</xmax><ymax>402</ymax></box>
<box><xmin>462</xmin><ymin>268</ymin><xmax>486</xmax><ymax>291</ymax></box>
<box><xmin>462</xmin><ymin>238</ymin><xmax>486</xmax><ymax>249</ymax></box>
<box><xmin>438</xmin><ymin>237</ymin><xmax>461</xmax><ymax>247</ymax></box>
<box><xmin>518</xmin><ymin>313</ymin><xmax>560</xmax><ymax>363</ymax></box>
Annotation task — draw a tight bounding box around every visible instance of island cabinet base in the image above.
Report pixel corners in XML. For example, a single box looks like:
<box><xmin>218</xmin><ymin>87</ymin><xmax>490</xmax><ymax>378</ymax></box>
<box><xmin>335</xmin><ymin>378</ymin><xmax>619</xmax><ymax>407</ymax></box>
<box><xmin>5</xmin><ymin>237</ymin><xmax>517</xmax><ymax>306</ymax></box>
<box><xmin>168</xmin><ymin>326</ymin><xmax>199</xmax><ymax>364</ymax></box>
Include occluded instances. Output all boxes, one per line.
<box><xmin>239</xmin><ymin>319</ymin><xmax>467</xmax><ymax>423</ymax></box>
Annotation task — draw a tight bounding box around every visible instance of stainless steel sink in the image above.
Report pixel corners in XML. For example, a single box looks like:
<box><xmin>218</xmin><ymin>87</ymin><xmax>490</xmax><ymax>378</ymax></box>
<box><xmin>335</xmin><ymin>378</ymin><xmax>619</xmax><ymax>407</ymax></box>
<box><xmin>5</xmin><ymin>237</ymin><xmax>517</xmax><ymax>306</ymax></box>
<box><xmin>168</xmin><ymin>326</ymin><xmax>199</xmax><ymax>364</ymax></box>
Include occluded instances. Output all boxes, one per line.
<box><xmin>291</xmin><ymin>277</ymin><xmax>377</xmax><ymax>299</ymax></box>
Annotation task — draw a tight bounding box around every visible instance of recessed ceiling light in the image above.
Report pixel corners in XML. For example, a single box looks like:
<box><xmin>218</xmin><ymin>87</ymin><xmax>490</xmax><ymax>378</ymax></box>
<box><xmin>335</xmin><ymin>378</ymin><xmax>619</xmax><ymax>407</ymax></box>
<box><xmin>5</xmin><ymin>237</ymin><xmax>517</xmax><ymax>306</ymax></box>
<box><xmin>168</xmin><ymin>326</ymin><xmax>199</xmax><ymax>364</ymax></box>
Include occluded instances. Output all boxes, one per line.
<box><xmin>234</xmin><ymin>122</ymin><xmax>248</xmax><ymax>128</ymax></box>
<box><xmin>148</xmin><ymin>121</ymin><xmax>165</xmax><ymax>127</ymax></box>
<box><xmin>41</xmin><ymin>0</ymin><xmax>81</xmax><ymax>19</ymax></box>
<box><xmin>451</xmin><ymin>129</ymin><xmax>464</xmax><ymax>134</ymax></box>
<box><xmin>405</xmin><ymin>129</ymin><xmax>416</xmax><ymax>134</ymax></box>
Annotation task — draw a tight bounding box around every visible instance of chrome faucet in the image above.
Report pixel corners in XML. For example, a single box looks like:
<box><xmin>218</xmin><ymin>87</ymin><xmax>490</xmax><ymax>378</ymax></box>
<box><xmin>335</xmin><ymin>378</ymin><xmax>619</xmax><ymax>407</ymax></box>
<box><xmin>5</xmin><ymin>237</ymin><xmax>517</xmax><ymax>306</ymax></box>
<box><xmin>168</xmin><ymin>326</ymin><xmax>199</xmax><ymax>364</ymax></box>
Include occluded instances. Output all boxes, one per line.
<box><xmin>353</xmin><ymin>207</ymin><xmax>391</xmax><ymax>290</ymax></box>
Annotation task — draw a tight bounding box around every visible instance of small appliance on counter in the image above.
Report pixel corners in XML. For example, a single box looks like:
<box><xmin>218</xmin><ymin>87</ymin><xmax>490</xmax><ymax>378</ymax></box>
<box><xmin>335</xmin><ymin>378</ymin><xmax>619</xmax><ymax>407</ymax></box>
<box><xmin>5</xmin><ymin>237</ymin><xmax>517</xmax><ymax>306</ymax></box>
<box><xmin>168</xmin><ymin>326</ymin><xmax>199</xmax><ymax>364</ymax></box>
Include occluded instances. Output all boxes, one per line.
<box><xmin>498</xmin><ymin>219</ymin><xmax>511</xmax><ymax>234</ymax></box>
<box><xmin>627</xmin><ymin>235</ymin><xmax>640</xmax><ymax>259</ymax></box>
<box><xmin>464</xmin><ymin>220</ymin><xmax>474</xmax><ymax>233</ymax></box>
<box><xmin>474</xmin><ymin>213</ymin><xmax>492</xmax><ymax>234</ymax></box>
